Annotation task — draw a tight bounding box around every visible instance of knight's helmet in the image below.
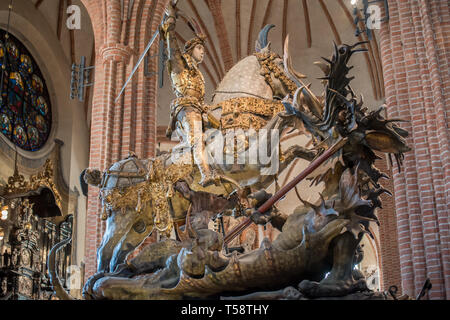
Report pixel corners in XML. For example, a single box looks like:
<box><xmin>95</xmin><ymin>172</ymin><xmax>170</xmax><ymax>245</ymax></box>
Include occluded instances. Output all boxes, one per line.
<box><xmin>183</xmin><ymin>33</ymin><xmax>207</xmax><ymax>54</ymax></box>
<box><xmin>183</xmin><ymin>16</ymin><xmax>207</xmax><ymax>55</ymax></box>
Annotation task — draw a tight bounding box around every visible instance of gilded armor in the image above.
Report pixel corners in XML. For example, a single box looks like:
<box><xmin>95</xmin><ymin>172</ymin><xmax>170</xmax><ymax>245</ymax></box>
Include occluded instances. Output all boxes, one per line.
<box><xmin>168</xmin><ymin>54</ymin><xmax>207</xmax><ymax>128</ymax></box>
<box><xmin>161</xmin><ymin>10</ymin><xmax>217</xmax><ymax>187</ymax></box>
<box><xmin>171</xmin><ymin>54</ymin><xmax>205</xmax><ymax>102</ymax></box>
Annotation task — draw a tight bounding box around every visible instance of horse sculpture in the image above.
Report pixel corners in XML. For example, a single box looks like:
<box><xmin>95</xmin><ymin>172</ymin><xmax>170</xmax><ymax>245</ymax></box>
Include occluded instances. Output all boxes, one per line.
<box><xmin>80</xmin><ymin>26</ymin><xmax>315</xmax><ymax>279</ymax></box>
<box><xmin>49</xmin><ymin>25</ymin><xmax>411</xmax><ymax>300</ymax></box>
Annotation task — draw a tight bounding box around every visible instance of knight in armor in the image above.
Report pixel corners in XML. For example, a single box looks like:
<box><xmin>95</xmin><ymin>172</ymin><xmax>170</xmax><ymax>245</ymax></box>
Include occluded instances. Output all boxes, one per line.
<box><xmin>161</xmin><ymin>4</ymin><xmax>218</xmax><ymax>187</ymax></box>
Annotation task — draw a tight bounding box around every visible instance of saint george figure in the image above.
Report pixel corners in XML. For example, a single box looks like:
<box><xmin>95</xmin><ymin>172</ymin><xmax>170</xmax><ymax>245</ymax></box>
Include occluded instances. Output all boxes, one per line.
<box><xmin>161</xmin><ymin>4</ymin><xmax>218</xmax><ymax>187</ymax></box>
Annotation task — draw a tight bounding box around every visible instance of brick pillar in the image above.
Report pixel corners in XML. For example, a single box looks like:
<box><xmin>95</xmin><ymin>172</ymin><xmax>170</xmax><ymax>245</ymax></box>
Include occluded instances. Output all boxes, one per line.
<box><xmin>379</xmin><ymin>0</ymin><xmax>449</xmax><ymax>299</ymax></box>
<box><xmin>81</xmin><ymin>0</ymin><xmax>168</xmax><ymax>280</ymax></box>
<box><xmin>376</xmin><ymin>157</ymin><xmax>402</xmax><ymax>292</ymax></box>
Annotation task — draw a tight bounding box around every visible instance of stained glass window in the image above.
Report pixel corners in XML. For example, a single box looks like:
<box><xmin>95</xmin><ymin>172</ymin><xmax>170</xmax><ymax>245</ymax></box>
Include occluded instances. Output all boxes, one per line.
<box><xmin>0</xmin><ymin>29</ymin><xmax>52</xmax><ymax>151</ymax></box>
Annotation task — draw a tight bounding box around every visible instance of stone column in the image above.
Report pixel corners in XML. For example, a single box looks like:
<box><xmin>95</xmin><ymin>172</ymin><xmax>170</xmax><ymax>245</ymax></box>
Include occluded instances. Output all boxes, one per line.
<box><xmin>379</xmin><ymin>0</ymin><xmax>449</xmax><ymax>299</ymax></box>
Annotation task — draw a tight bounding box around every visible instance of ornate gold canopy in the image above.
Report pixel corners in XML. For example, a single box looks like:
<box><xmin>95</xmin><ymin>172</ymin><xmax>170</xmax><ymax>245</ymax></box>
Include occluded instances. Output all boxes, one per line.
<box><xmin>2</xmin><ymin>159</ymin><xmax>62</xmax><ymax>211</ymax></box>
<box><xmin>0</xmin><ymin>140</ymin><xmax>78</xmax><ymax>218</ymax></box>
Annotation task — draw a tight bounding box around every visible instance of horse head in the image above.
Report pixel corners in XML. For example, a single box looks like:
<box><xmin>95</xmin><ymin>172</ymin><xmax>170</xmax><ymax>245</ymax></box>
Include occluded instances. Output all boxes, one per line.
<box><xmin>84</xmin><ymin>154</ymin><xmax>156</xmax><ymax>274</ymax></box>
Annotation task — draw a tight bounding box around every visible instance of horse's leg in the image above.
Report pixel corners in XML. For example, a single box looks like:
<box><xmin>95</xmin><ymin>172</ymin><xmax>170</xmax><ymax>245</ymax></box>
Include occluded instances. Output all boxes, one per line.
<box><xmin>96</xmin><ymin>209</ymin><xmax>141</xmax><ymax>273</ymax></box>
<box><xmin>108</xmin><ymin>212</ymin><xmax>154</xmax><ymax>273</ymax></box>
<box><xmin>125</xmin><ymin>239</ymin><xmax>183</xmax><ymax>275</ymax></box>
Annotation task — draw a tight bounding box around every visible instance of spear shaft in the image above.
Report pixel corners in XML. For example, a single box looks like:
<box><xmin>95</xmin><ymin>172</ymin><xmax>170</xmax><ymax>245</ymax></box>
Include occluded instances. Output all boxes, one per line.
<box><xmin>223</xmin><ymin>137</ymin><xmax>348</xmax><ymax>245</ymax></box>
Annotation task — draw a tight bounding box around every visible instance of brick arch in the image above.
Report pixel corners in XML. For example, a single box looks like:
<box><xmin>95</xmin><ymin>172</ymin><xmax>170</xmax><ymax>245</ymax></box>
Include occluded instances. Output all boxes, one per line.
<box><xmin>80</xmin><ymin>0</ymin><xmax>106</xmax><ymax>49</ymax></box>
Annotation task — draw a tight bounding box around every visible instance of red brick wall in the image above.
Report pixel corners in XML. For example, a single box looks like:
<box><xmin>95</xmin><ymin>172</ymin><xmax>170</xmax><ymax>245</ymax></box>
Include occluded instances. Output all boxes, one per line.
<box><xmin>81</xmin><ymin>0</ymin><xmax>169</xmax><ymax>280</ymax></box>
<box><xmin>379</xmin><ymin>0</ymin><xmax>449</xmax><ymax>299</ymax></box>
<box><xmin>376</xmin><ymin>157</ymin><xmax>402</xmax><ymax>293</ymax></box>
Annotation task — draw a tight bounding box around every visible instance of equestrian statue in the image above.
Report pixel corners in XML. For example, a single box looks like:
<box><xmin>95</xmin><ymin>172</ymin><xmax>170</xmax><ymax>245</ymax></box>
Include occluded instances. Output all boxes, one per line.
<box><xmin>48</xmin><ymin>1</ymin><xmax>418</xmax><ymax>300</ymax></box>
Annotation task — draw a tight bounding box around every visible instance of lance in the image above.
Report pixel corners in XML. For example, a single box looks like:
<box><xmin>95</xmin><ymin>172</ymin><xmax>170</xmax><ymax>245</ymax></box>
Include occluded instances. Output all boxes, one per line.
<box><xmin>223</xmin><ymin>137</ymin><xmax>348</xmax><ymax>245</ymax></box>
<box><xmin>115</xmin><ymin>0</ymin><xmax>179</xmax><ymax>103</ymax></box>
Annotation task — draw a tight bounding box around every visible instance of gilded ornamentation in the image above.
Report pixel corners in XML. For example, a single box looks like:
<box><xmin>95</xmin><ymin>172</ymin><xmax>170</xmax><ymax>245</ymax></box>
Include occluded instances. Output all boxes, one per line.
<box><xmin>170</xmin><ymin>54</ymin><xmax>205</xmax><ymax>102</ymax></box>
<box><xmin>49</xmin><ymin>16</ymin><xmax>415</xmax><ymax>299</ymax></box>
<box><xmin>255</xmin><ymin>51</ymin><xmax>298</xmax><ymax>94</ymax></box>
<box><xmin>99</xmin><ymin>159</ymin><xmax>193</xmax><ymax>236</ymax></box>
<box><xmin>3</xmin><ymin>159</ymin><xmax>62</xmax><ymax>210</ymax></box>
<box><xmin>217</xmin><ymin>97</ymin><xmax>285</xmax><ymax>130</ymax></box>
<box><xmin>161</xmin><ymin>5</ymin><xmax>216</xmax><ymax>187</ymax></box>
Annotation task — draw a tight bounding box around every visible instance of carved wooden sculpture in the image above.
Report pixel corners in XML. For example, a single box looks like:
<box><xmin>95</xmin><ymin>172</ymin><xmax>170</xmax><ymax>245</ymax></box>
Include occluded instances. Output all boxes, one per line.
<box><xmin>49</xmin><ymin>24</ymin><xmax>411</xmax><ymax>300</ymax></box>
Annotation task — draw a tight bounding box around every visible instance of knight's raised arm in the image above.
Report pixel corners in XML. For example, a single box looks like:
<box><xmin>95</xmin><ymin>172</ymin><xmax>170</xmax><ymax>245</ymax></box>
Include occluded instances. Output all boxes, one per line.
<box><xmin>160</xmin><ymin>8</ymin><xmax>184</xmax><ymax>74</ymax></box>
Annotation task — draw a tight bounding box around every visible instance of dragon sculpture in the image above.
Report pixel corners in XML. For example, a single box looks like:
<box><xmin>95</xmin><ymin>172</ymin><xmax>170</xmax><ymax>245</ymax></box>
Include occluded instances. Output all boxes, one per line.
<box><xmin>48</xmin><ymin>24</ymin><xmax>411</xmax><ymax>300</ymax></box>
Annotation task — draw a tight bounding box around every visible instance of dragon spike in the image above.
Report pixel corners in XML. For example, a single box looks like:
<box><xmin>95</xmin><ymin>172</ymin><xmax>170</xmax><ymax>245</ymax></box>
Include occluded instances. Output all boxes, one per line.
<box><xmin>388</xmin><ymin>153</ymin><xmax>394</xmax><ymax>168</ymax></box>
<box><xmin>380</xmin><ymin>172</ymin><xmax>390</xmax><ymax>180</ymax></box>
<box><xmin>350</xmin><ymin>41</ymin><xmax>369</xmax><ymax>55</ymax></box>
<box><xmin>384</xmin><ymin>118</ymin><xmax>409</xmax><ymax>123</ymax></box>
<box><xmin>292</xmin><ymin>86</ymin><xmax>305</xmax><ymax>110</ymax></box>
<box><xmin>321</xmin><ymin>57</ymin><xmax>333</xmax><ymax>65</ymax></box>
<box><xmin>372</xmin><ymin>186</ymin><xmax>393</xmax><ymax>198</ymax></box>
<box><xmin>381</xmin><ymin>188</ymin><xmax>393</xmax><ymax>197</ymax></box>
<box><xmin>351</xmin><ymin>48</ymin><xmax>368</xmax><ymax>54</ymax></box>
<box><xmin>314</xmin><ymin>61</ymin><xmax>331</xmax><ymax>75</ymax></box>
<box><xmin>333</xmin><ymin>41</ymin><xmax>339</xmax><ymax>59</ymax></box>
<box><xmin>283</xmin><ymin>35</ymin><xmax>307</xmax><ymax>88</ymax></box>
<box><xmin>298</xmin><ymin>85</ymin><xmax>324</xmax><ymax>120</ymax></box>
<box><xmin>319</xmin><ymin>193</ymin><xmax>326</xmax><ymax>205</ymax></box>
<box><xmin>256</xmin><ymin>24</ymin><xmax>275</xmax><ymax>52</ymax></box>
<box><xmin>298</xmin><ymin>196</ymin><xmax>319</xmax><ymax>212</ymax></box>
<box><xmin>358</xmin><ymin>94</ymin><xmax>364</xmax><ymax>107</ymax></box>
<box><xmin>328</xmin><ymin>88</ymin><xmax>351</xmax><ymax>104</ymax></box>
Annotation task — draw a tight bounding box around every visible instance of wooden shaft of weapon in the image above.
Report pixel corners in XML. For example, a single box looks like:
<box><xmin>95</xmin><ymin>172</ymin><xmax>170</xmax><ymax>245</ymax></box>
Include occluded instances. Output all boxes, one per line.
<box><xmin>223</xmin><ymin>218</ymin><xmax>253</xmax><ymax>245</ymax></box>
<box><xmin>224</xmin><ymin>137</ymin><xmax>348</xmax><ymax>245</ymax></box>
